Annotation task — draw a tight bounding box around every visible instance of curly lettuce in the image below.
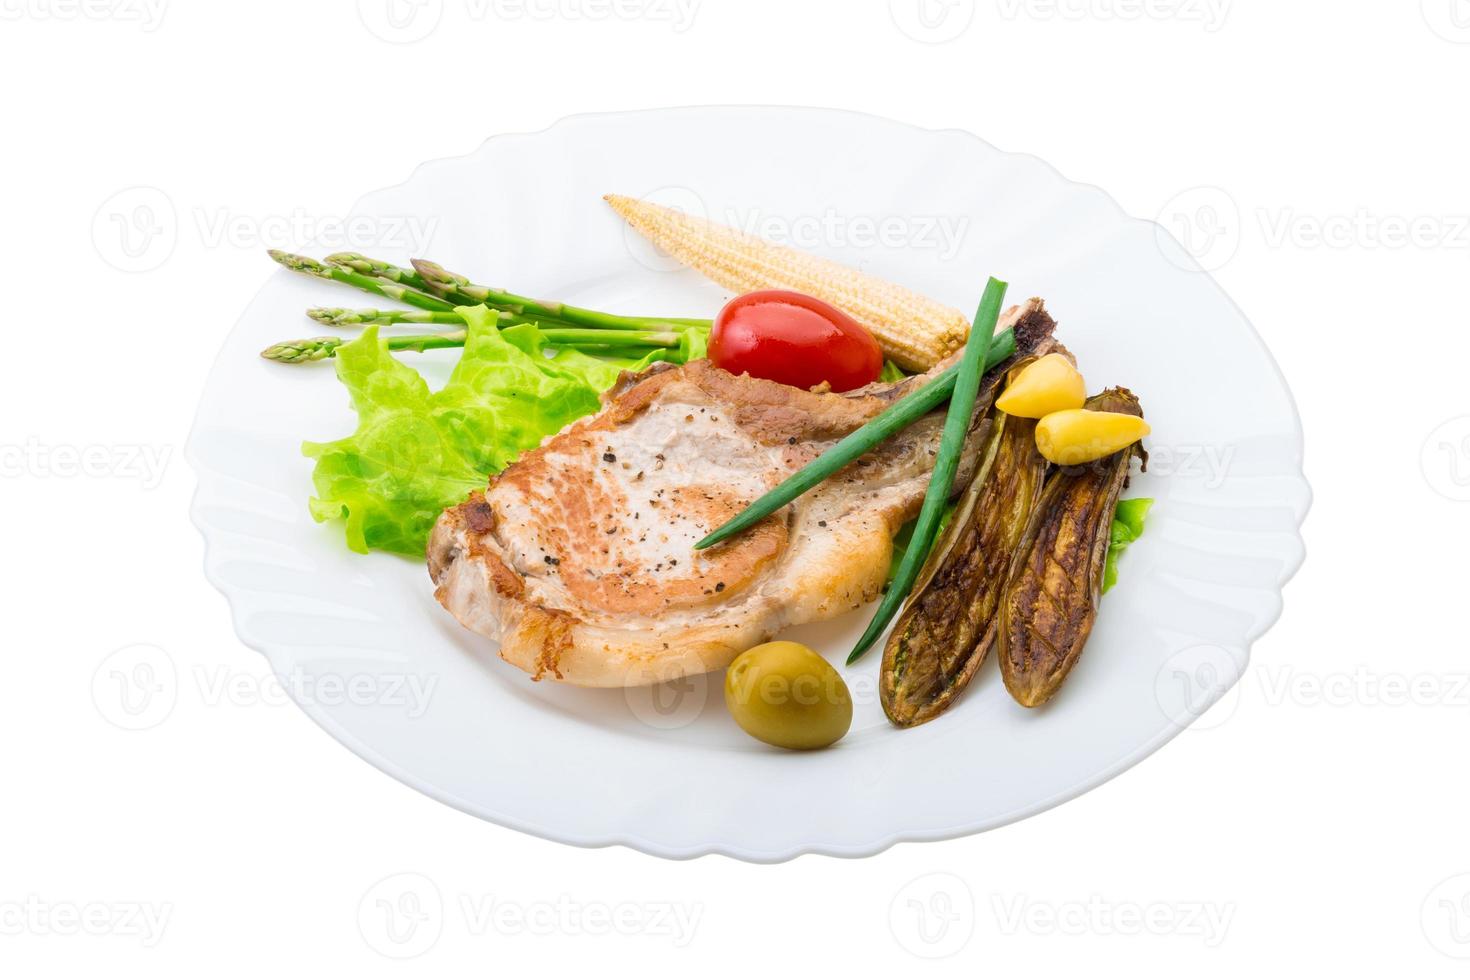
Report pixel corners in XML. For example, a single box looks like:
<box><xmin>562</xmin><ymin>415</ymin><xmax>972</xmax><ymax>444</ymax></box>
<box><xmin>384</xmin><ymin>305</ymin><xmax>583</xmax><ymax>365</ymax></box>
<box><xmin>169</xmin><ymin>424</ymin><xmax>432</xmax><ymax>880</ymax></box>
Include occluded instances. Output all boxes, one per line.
<box><xmin>303</xmin><ymin>305</ymin><xmax>652</xmax><ymax>555</ymax></box>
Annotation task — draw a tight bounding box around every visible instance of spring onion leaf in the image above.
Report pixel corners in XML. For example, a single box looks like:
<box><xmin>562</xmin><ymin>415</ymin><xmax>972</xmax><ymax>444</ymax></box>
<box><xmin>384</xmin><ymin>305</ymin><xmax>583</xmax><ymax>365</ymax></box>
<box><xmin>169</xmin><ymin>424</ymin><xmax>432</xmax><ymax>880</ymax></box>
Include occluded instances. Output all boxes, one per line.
<box><xmin>849</xmin><ymin>277</ymin><xmax>1008</xmax><ymax>663</ymax></box>
<box><xmin>694</xmin><ymin>328</ymin><xmax>1017</xmax><ymax>551</ymax></box>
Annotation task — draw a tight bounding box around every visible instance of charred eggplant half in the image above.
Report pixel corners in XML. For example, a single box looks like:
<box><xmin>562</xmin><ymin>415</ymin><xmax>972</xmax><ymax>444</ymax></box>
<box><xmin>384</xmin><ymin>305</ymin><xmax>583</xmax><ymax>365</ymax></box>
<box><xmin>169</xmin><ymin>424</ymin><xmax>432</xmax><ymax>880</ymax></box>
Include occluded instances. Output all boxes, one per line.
<box><xmin>879</xmin><ymin>364</ymin><xmax>1051</xmax><ymax>727</ymax></box>
<box><xmin>998</xmin><ymin>387</ymin><xmax>1147</xmax><ymax>708</ymax></box>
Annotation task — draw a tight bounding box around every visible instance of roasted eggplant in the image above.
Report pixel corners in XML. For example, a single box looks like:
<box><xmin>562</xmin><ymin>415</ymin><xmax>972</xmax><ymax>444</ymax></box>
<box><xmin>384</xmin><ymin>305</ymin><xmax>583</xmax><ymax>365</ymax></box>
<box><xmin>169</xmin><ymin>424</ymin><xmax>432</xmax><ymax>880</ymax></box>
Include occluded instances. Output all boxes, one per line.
<box><xmin>879</xmin><ymin>362</ymin><xmax>1051</xmax><ymax>727</ymax></box>
<box><xmin>998</xmin><ymin>387</ymin><xmax>1146</xmax><ymax>708</ymax></box>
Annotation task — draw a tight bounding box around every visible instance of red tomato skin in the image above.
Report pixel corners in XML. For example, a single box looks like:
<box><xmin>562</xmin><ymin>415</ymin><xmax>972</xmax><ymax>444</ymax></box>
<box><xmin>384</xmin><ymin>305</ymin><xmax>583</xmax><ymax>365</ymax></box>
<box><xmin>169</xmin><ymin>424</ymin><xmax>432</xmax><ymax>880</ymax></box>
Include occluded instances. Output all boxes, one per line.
<box><xmin>708</xmin><ymin>290</ymin><xmax>883</xmax><ymax>392</ymax></box>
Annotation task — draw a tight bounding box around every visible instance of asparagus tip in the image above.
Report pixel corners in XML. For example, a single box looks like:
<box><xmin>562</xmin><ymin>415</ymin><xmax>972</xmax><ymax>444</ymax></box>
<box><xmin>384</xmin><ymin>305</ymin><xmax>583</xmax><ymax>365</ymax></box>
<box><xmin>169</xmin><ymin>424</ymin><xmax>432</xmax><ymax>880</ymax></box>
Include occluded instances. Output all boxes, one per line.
<box><xmin>411</xmin><ymin>257</ymin><xmax>470</xmax><ymax>290</ymax></box>
<box><xmin>261</xmin><ymin>336</ymin><xmax>338</xmax><ymax>363</ymax></box>
<box><xmin>269</xmin><ymin>250</ymin><xmax>329</xmax><ymax>277</ymax></box>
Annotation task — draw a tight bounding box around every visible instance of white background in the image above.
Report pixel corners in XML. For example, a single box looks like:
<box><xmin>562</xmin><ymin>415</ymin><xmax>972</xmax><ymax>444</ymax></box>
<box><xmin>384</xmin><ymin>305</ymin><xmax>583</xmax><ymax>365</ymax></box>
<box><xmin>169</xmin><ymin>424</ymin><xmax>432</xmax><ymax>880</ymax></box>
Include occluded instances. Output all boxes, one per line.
<box><xmin>3</xmin><ymin>0</ymin><xmax>1467</xmax><ymax>973</ymax></box>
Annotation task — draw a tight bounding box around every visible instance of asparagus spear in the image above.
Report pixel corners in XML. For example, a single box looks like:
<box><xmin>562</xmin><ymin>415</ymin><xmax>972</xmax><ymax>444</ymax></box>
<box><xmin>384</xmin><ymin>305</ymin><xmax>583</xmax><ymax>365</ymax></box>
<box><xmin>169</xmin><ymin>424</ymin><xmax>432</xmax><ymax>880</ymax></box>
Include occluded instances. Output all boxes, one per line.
<box><xmin>324</xmin><ymin>253</ymin><xmax>430</xmax><ymax>291</ymax></box>
<box><xmin>326</xmin><ymin>253</ymin><xmax>547</xmax><ymax>316</ymax></box>
<box><xmin>305</xmin><ymin>307</ymin><xmax>711</xmax><ymax>354</ymax></box>
<box><xmin>262</xmin><ymin>332</ymin><xmax>468</xmax><ymax>363</ymax></box>
<box><xmin>262</xmin><ymin>327</ymin><xmax>685</xmax><ymax>363</ymax></box>
<box><xmin>307</xmin><ymin>306</ymin><xmax>558</xmax><ymax>331</ymax></box>
<box><xmin>307</xmin><ymin>307</ymin><xmax>465</xmax><ymax>327</ymax></box>
<box><xmin>287</xmin><ymin>250</ymin><xmax>710</xmax><ymax>333</ymax></box>
<box><xmin>412</xmin><ymin>259</ymin><xmax>712</xmax><ymax>332</ymax></box>
<box><xmin>327</xmin><ymin>251</ymin><xmax>662</xmax><ymax>326</ymax></box>
<box><xmin>269</xmin><ymin>251</ymin><xmax>456</xmax><ymax>313</ymax></box>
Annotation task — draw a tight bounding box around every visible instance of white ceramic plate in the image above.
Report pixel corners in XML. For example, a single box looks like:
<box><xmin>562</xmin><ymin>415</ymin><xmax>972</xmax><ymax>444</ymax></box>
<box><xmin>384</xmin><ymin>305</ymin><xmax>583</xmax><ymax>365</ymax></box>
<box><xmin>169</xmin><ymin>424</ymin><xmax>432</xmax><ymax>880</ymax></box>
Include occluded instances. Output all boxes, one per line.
<box><xmin>188</xmin><ymin>107</ymin><xmax>1308</xmax><ymax>862</ymax></box>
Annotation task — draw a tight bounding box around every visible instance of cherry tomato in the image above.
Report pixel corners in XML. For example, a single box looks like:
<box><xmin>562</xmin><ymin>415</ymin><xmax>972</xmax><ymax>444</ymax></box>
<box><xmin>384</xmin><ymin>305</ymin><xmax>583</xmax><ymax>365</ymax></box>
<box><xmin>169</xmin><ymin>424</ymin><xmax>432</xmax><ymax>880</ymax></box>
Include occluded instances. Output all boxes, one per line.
<box><xmin>709</xmin><ymin>290</ymin><xmax>883</xmax><ymax>393</ymax></box>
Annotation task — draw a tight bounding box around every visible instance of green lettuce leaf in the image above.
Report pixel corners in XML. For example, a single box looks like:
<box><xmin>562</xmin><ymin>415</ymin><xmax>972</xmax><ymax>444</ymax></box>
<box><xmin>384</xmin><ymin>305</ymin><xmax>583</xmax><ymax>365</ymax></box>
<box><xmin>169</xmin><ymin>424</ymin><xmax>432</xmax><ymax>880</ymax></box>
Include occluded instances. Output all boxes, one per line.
<box><xmin>1103</xmin><ymin>497</ymin><xmax>1153</xmax><ymax>593</ymax></box>
<box><xmin>886</xmin><ymin>502</ymin><xmax>956</xmax><ymax>588</ymax></box>
<box><xmin>302</xmin><ymin>306</ymin><xmax>623</xmax><ymax>556</ymax></box>
<box><xmin>878</xmin><ymin>359</ymin><xmax>908</xmax><ymax>383</ymax></box>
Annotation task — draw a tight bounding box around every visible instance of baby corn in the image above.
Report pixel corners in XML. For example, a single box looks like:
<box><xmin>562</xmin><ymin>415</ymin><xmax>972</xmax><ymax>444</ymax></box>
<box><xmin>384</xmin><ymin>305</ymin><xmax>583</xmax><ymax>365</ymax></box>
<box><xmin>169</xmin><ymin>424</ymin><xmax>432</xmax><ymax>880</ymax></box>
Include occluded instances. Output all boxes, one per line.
<box><xmin>605</xmin><ymin>194</ymin><xmax>972</xmax><ymax>371</ymax></box>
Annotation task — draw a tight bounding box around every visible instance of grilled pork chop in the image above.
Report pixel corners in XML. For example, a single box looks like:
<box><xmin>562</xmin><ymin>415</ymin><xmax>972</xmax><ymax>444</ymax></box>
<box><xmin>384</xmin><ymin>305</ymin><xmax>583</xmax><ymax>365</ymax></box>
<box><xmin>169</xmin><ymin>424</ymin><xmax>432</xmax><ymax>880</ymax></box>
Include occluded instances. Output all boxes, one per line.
<box><xmin>428</xmin><ymin>299</ymin><xmax>1056</xmax><ymax>686</ymax></box>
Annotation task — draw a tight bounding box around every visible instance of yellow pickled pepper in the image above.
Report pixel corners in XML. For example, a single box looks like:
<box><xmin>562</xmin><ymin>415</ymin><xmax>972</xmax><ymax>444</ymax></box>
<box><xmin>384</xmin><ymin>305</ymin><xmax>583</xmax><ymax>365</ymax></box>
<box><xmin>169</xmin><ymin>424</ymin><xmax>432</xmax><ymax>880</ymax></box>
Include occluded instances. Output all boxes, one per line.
<box><xmin>996</xmin><ymin>353</ymin><xmax>1087</xmax><ymax>419</ymax></box>
<box><xmin>1035</xmin><ymin>410</ymin><xmax>1151</xmax><ymax>465</ymax></box>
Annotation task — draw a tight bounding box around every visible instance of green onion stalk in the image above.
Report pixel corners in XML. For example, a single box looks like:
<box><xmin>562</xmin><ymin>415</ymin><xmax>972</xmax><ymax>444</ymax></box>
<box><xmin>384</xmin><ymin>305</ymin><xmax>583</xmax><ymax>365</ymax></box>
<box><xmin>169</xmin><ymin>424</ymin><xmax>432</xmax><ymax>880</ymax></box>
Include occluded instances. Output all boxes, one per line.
<box><xmin>695</xmin><ymin>312</ymin><xmax>1017</xmax><ymax>553</ymax></box>
<box><xmin>847</xmin><ymin>277</ymin><xmax>1007</xmax><ymax>663</ymax></box>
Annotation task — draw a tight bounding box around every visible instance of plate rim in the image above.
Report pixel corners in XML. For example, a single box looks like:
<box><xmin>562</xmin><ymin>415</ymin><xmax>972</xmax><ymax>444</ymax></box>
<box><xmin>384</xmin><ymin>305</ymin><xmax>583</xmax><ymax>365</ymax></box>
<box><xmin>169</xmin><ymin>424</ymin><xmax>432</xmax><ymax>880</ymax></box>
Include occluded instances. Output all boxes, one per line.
<box><xmin>186</xmin><ymin>104</ymin><xmax>1311</xmax><ymax>863</ymax></box>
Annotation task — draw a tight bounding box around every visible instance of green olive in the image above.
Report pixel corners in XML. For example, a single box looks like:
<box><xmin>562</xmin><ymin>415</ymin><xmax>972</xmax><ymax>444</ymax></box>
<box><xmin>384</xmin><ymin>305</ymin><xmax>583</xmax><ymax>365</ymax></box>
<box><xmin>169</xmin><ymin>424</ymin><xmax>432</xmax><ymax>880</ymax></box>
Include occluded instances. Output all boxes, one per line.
<box><xmin>723</xmin><ymin>641</ymin><xmax>853</xmax><ymax>750</ymax></box>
